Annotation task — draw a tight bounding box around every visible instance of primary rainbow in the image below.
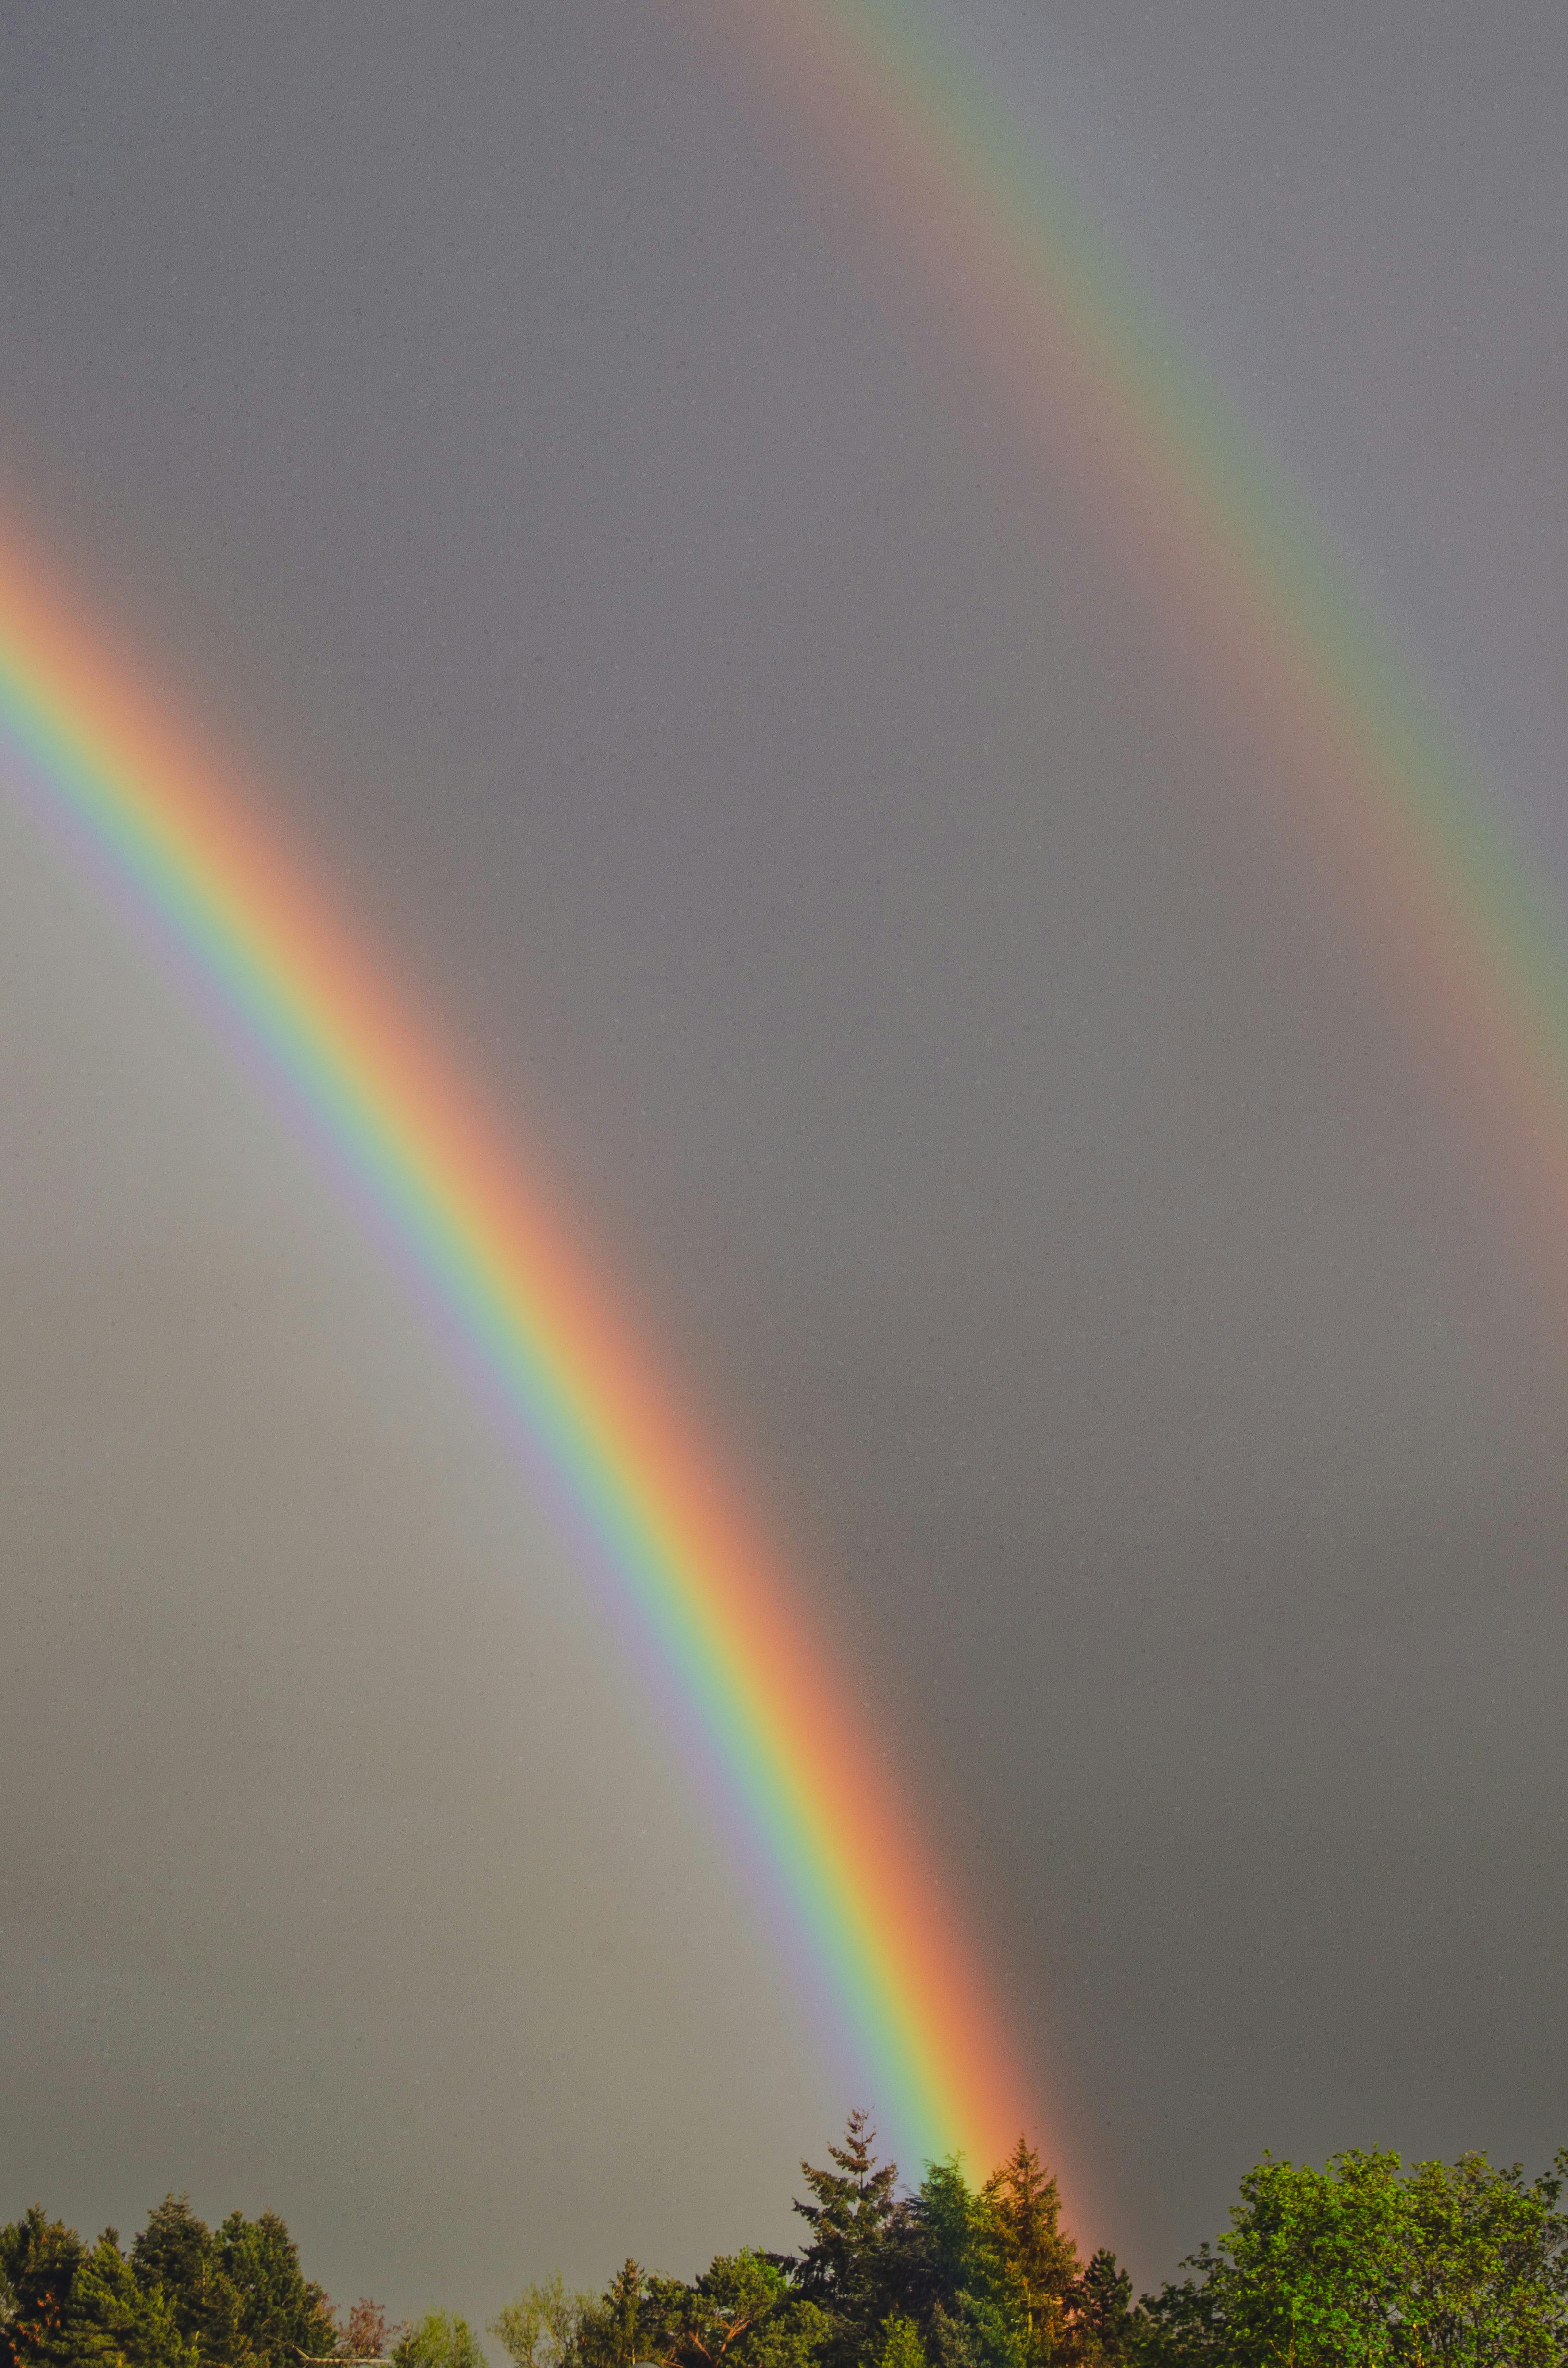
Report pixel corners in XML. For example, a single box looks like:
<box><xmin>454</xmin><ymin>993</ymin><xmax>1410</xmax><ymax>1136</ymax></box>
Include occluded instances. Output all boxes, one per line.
<box><xmin>0</xmin><ymin>516</ymin><xmax>1032</xmax><ymax>2180</ymax></box>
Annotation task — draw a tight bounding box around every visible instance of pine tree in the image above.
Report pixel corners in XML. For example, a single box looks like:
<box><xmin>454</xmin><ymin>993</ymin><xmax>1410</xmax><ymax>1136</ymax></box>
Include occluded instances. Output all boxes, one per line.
<box><xmin>793</xmin><ymin>2114</ymin><xmax>903</xmax><ymax>2368</ymax></box>
<box><xmin>129</xmin><ymin>2202</ymin><xmax>210</xmax><ymax>2318</ymax></box>
<box><xmin>0</xmin><ymin>2208</ymin><xmax>85</xmax><ymax>2368</ymax></box>
<box><xmin>215</xmin><ymin>2210</ymin><xmax>337</xmax><ymax>2368</ymax></box>
<box><xmin>980</xmin><ymin>2143</ymin><xmax>1077</xmax><ymax>2368</ymax></box>
<box><xmin>130</xmin><ymin>2196</ymin><xmax>250</xmax><ymax>2368</ymax></box>
<box><xmin>794</xmin><ymin>2113</ymin><xmax>901</xmax><ymax>2303</ymax></box>
<box><xmin>567</xmin><ymin>2262</ymin><xmax>655</xmax><ymax>2368</ymax></box>
<box><xmin>68</xmin><ymin>2233</ymin><xmax>196</xmax><ymax>2368</ymax></box>
<box><xmin>1066</xmin><ymin>2256</ymin><xmax>1134</xmax><ymax>2365</ymax></box>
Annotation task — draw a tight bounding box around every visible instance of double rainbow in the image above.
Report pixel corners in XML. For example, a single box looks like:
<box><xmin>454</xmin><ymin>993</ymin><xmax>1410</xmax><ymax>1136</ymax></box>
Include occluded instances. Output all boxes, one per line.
<box><xmin>4</xmin><ymin>0</ymin><xmax>1565</xmax><ymax>2199</ymax></box>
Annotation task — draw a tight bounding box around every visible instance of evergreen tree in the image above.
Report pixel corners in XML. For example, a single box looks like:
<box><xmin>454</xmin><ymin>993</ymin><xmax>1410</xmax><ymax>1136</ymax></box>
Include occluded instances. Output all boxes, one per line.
<box><xmin>979</xmin><ymin>2144</ymin><xmax>1077</xmax><ymax>2368</ymax></box>
<box><xmin>1066</xmin><ymin>2257</ymin><xmax>1135</xmax><ymax>2367</ymax></box>
<box><xmin>792</xmin><ymin>2111</ymin><xmax>903</xmax><ymax>2368</ymax></box>
<box><xmin>795</xmin><ymin>2114</ymin><xmax>901</xmax><ymax>2306</ymax></box>
<box><xmin>903</xmin><ymin>2164</ymin><xmax>978</xmax><ymax>2319</ymax></box>
<box><xmin>568</xmin><ymin>2263</ymin><xmax>655</xmax><ymax>2368</ymax></box>
<box><xmin>129</xmin><ymin>2196</ymin><xmax>249</xmax><ymax>2368</ymax></box>
<box><xmin>886</xmin><ymin>2160</ymin><xmax>1013</xmax><ymax>2368</ymax></box>
<box><xmin>0</xmin><ymin>2208</ymin><xmax>86</xmax><ymax>2368</ymax></box>
<box><xmin>66</xmin><ymin>2234</ymin><xmax>194</xmax><ymax>2368</ymax></box>
<box><xmin>129</xmin><ymin>2202</ymin><xmax>210</xmax><ymax>2323</ymax></box>
<box><xmin>214</xmin><ymin>2211</ymin><xmax>337</xmax><ymax>2368</ymax></box>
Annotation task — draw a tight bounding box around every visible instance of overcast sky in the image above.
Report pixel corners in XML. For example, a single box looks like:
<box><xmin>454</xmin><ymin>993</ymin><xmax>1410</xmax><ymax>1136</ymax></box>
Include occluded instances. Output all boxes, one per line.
<box><xmin>2</xmin><ymin>0</ymin><xmax>1568</xmax><ymax>2320</ymax></box>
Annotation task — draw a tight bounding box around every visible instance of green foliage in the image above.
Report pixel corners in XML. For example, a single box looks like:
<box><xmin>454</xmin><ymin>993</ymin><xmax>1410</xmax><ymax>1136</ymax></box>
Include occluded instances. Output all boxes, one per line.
<box><xmin>7</xmin><ymin>2112</ymin><xmax>1567</xmax><ymax>2368</ymax></box>
<box><xmin>1066</xmin><ymin>2255</ymin><xmax>1136</xmax><ymax>2366</ymax></box>
<box><xmin>490</xmin><ymin>2275</ymin><xmax>593</xmax><ymax>2368</ymax></box>
<box><xmin>390</xmin><ymin>2311</ymin><xmax>487</xmax><ymax>2368</ymax></box>
<box><xmin>1</xmin><ymin>2194</ymin><xmax>376</xmax><ymax>2368</ymax></box>
<box><xmin>1140</xmin><ymin>2146</ymin><xmax>1568</xmax><ymax>2367</ymax></box>
<box><xmin>214</xmin><ymin>2210</ymin><xmax>337</xmax><ymax>2368</ymax></box>
<box><xmin>894</xmin><ymin>2159</ymin><xmax>1017</xmax><ymax>2368</ymax></box>
<box><xmin>130</xmin><ymin>2198</ymin><xmax>249</xmax><ymax>2368</ymax></box>
<box><xmin>561</xmin><ymin>2252</ymin><xmax>825</xmax><ymax>2368</ymax></box>
<box><xmin>648</xmin><ymin>2251</ymin><xmax>828</xmax><ymax>2368</ymax></box>
<box><xmin>790</xmin><ymin>2114</ymin><xmax>907</xmax><ymax>2368</ymax></box>
<box><xmin>64</xmin><ymin>2236</ymin><xmax>194</xmax><ymax>2368</ymax></box>
<box><xmin>795</xmin><ymin>2116</ymin><xmax>902</xmax><ymax>2324</ymax></box>
<box><xmin>777</xmin><ymin>2115</ymin><xmax>1118</xmax><ymax>2368</ymax></box>
<box><xmin>0</xmin><ymin>2208</ymin><xmax>86</xmax><ymax>2368</ymax></box>
<box><xmin>978</xmin><ymin>2141</ymin><xmax>1076</xmax><ymax>2368</ymax></box>
<box><xmin>877</xmin><ymin>2321</ymin><xmax>927</xmax><ymax>2368</ymax></box>
<box><xmin>566</xmin><ymin>2261</ymin><xmax>652</xmax><ymax>2368</ymax></box>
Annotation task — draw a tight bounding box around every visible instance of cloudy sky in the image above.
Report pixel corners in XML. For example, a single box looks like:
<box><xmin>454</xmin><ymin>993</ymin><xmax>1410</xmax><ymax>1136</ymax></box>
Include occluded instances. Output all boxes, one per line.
<box><xmin>2</xmin><ymin>0</ymin><xmax>1568</xmax><ymax>2320</ymax></box>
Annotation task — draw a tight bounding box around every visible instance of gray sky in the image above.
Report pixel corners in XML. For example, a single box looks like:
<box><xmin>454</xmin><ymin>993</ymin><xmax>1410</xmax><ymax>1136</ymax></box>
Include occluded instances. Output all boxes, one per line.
<box><xmin>2</xmin><ymin>0</ymin><xmax>1568</xmax><ymax>2319</ymax></box>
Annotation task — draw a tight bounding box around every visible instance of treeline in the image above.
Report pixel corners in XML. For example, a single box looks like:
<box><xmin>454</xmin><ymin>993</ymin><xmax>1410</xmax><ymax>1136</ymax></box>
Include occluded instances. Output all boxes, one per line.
<box><xmin>7</xmin><ymin>2113</ymin><xmax>1568</xmax><ymax>2368</ymax></box>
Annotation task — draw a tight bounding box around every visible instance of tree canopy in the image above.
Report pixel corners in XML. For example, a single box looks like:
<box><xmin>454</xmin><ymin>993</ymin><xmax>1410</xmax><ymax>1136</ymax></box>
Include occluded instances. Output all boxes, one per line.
<box><xmin>7</xmin><ymin>2120</ymin><xmax>1567</xmax><ymax>2368</ymax></box>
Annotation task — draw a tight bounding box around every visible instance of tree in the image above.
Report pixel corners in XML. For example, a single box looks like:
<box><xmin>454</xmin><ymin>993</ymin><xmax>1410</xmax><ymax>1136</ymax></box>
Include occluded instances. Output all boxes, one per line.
<box><xmin>567</xmin><ymin>2263</ymin><xmax>656</xmax><ymax>2368</ymax></box>
<box><xmin>129</xmin><ymin>2196</ymin><xmax>250</xmax><ymax>2368</ymax></box>
<box><xmin>1066</xmin><ymin>2256</ymin><xmax>1136</xmax><ymax>2367</ymax></box>
<box><xmin>0</xmin><ymin>2209</ymin><xmax>87</xmax><ymax>2368</ymax></box>
<box><xmin>793</xmin><ymin>2112</ymin><xmax>903</xmax><ymax>2368</ymax></box>
<box><xmin>979</xmin><ymin>2144</ymin><xmax>1077</xmax><ymax>2368</ymax></box>
<box><xmin>390</xmin><ymin>2313</ymin><xmax>487</xmax><ymax>2368</ymax></box>
<box><xmin>1139</xmin><ymin>2147</ymin><xmax>1568</xmax><ymax>2367</ymax></box>
<box><xmin>0</xmin><ymin>2214</ymin><xmax>196</xmax><ymax>2368</ymax></box>
<box><xmin>214</xmin><ymin>2210</ymin><xmax>337</xmax><ymax>2368</ymax></box>
<box><xmin>338</xmin><ymin>2301</ymin><xmax>398</xmax><ymax>2362</ymax></box>
<box><xmin>63</xmin><ymin>2234</ymin><xmax>194</xmax><ymax>2368</ymax></box>
<box><xmin>877</xmin><ymin>2323</ymin><xmax>926</xmax><ymax>2368</ymax></box>
<box><xmin>129</xmin><ymin>2206</ymin><xmax>210</xmax><ymax>2319</ymax></box>
<box><xmin>646</xmin><ymin>2254</ymin><xmax>826</xmax><ymax>2368</ymax></box>
<box><xmin>1399</xmin><ymin>2150</ymin><xmax>1568</xmax><ymax>2364</ymax></box>
<box><xmin>885</xmin><ymin>2159</ymin><xmax>1018</xmax><ymax>2368</ymax></box>
<box><xmin>490</xmin><ymin>2275</ymin><xmax>591</xmax><ymax>2368</ymax></box>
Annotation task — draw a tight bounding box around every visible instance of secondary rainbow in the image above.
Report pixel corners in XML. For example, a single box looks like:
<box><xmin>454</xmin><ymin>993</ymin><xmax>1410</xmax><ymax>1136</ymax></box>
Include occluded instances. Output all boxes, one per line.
<box><xmin>693</xmin><ymin>0</ymin><xmax>1568</xmax><ymax>1305</ymax></box>
<box><xmin>0</xmin><ymin>515</ymin><xmax>1035</xmax><ymax>2180</ymax></box>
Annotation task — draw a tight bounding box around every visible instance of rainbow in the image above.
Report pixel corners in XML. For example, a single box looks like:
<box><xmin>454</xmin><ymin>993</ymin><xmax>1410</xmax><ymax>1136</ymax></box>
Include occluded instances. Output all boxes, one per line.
<box><xmin>0</xmin><ymin>511</ymin><xmax>1034</xmax><ymax>2179</ymax></box>
<box><xmin>691</xmin><ymin>0</ymin><xmax>1568</xmax><ymax>1298</ymax></box>
<box><xmin>4</xmin><ymin>0</ymin><xmax>1566</xmax><ymax>2215</ymax></box>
